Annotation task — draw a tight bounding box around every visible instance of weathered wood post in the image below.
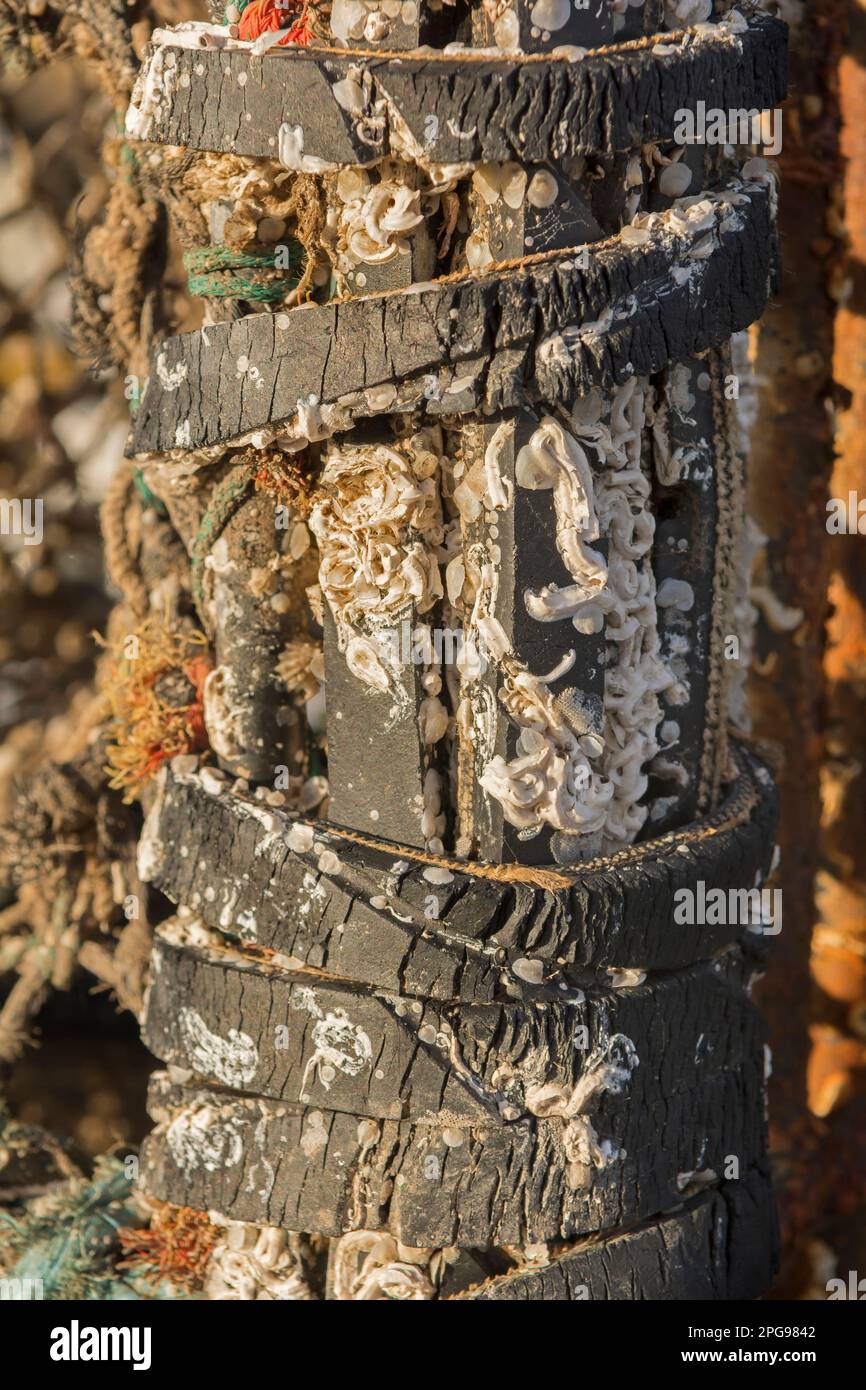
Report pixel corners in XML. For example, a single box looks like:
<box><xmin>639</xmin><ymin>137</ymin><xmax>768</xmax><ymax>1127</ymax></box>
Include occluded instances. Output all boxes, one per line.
<box><xmin>124</xmin><ymin>1</ymin><xmax>788</xmax><ymax>1298</ymax></box>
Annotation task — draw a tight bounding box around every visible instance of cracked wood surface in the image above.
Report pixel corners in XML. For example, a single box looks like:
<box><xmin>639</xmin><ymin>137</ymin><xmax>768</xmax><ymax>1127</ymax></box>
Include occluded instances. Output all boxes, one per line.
<box><xmin>140</xmin><ymin>1065</ymin><xmax>768</xmax><ymax>1247</ymax></box>
<box><xmin>129</xmin><ymin>179</ymin><xmax>776</xmax><ymax>456</ymax></box>
<box><xmin>143</xmin><ymin>930</ymin><xmax>764</xmax><ymax>1123</ymax></box>
<box><xmin>138</xmin><ymin>742</ymin><xmax>777</xmax><ymax>997</ymax></box>
<box><xmin>128</xmin><ymin>16</ymin><xmax>787</xmax><ymax>165</ymax></box>
<box><xmin>461</xmin><ymin>1172</ymin><xmax>777</xmax><ymax>1300</ymax></box>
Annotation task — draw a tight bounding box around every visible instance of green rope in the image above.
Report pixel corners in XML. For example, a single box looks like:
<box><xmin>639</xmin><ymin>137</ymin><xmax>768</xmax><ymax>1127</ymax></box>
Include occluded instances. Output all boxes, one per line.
<box><xmin>0</xmin><ymin>1157</ymin><xmax>185</xmax><ymax>1301</ymax></box>
<box><xmin>188</xmin><ymin>272</ymin><xmax>299</xmax><ymax>302</ymax></box>
<box><xmin>190</xmin><ymin>465</ymin><xmax>256</xmax><ymax>628</ymax></box>
<box><xmin>183</xmin><ymin>243</ymin><xmax>304</xmax><ymax>303</ymax></box>
<box><xmin>119</xmin><ymin>139</ymin><xmax>138</xmax><ymax>178</ymax></box>
<box><xmin>132</xmin><ymin>467</ymin><xmax>168</xmax><ymax>516</ymax></box>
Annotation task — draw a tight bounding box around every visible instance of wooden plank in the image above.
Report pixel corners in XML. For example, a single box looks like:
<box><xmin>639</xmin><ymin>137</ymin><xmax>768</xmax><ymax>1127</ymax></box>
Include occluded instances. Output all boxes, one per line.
<box><xmin>460</xmin><ymin>1172</ymin><xmax>777</xmax><ymax>1300</ymax></box>
<box><xmin>321</xmin><ymin>607</ymin><xmax>433</xmax><ymax>848</ymax></box>
<box><xmin>319</xmin><ymin>1167</ymin><xmax>776</xmax><ymax>1298</ymax></box>
<box><xmin>448</xmin><ymin>125</ymin><xmax>612</xmax><ymax>864</ymax></box>
<box><xmin>129</xmin><ymin>178</ymin><xmax>777</xmax><ymax>456</ymax></box>
<box><xmin>323</xmin><ymin>160</ymin><xmax>436</xmax><ymax>297</ymax></box>
<box><xmin>310</xmin><ymin>423</ymin><xmax>447</xmax><ymax>849</ymax></box>
<box><xmin>452</xmin><ymin>412</ymin><xmax>608</xmax><ymax>865</ymax></box>
<box><xmin>648</xmin><ymin>347</ymin><xmax>745</xmax><ymax>831</ymax></box>
<box><xmin>202</xmin><ymin>487</ymin><xmax>313</xmax><ymax>782</ymax></box>
<box><xmin>140</xmin><ymin>464</ymin><xmax>319</xmax><ymax>784</ymax></box>
<box><xmin>142</xmin><ymin>926</ymin><xmax>764</xmax><ymax>1122</ymax></box>
<box><xmin>639</xmin><ymin>143</ymin><xmax>749</xmax><ymax>828</ymax></box>
<box><xmin>136</xmin><ymin>741</ymin><xmax>778</xmax><ymax>992</ymax></box>
<box><xmin>139</xmin><ymin>1061</ymin><xmax>768</xmax><ymax>1246</ymax></box>
<box><xmin>306</xmin><ymin>159</ymin><xmax>440</xmax><ymax>845</ymax></box>
<box><xmin>125</xmin><ymin>15</ymin><xmax>788</xmax><ymax>164</ymax></box>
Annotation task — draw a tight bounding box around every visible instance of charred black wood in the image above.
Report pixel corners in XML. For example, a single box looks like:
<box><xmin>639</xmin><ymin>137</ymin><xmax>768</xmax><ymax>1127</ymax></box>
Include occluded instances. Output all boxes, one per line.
<box><xmin>137</xmin><ymin>742</ymin><xmax>778</xmax><ymax>994</ymax></box>
<box><xmin>140</xmin><ymin>1065</ymin><xmax>769</xmax><ymax>1246</ymax></box>
<box><xmin>129</xmin><ymin>179</ymin><xmax>776</xmax><ymax>456</ymax></box>
<box><xmin>142</xmin><ymin>927</ymin><xmax>764</xmax><ymax>1123</ymax></box>
<box><xmin>126</xmin><ymin>17</ymin><xmax>787</xmax><ymax>166</ymax></box>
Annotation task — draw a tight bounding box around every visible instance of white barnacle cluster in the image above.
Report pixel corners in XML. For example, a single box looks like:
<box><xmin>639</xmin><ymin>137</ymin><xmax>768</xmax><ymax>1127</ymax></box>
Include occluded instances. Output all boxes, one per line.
<box><xmin>629</xmin><ymin>186</ymin><xmax>746</xmax><ymax>272</ymax></box>
<box><xmin>178</xmin><ymin>1007</ymin><xmax>260</xmax><ymax>1089</ymax></box>
<box><xmin>330</xmin><ymin>0</ymin><xmax>423</xmax><ymax>46</ymax></box>
<box><xmin>465</xmin><ymin>162</ymin><xmax>526</xmax><ymax>270</ymax></box>
<box><xmin>646</xmin><ymin>364</ymin><xmax>707</xmax><ymax>753</ymax></box>
<box><xmin>183</xmin><ymin>151</ymin><xmax>307</xmax><ymax>258</ymax></box>
<box><xmin>309</xmin><ymin>433</ymin><xmax>445</xmax><ymax>692</ymax></box>
<box><xmin>276</xmin><ymin>637</ymin><xmax>324</xmax><ymax>701</ymax></box>
<box><xmin>205</xmin><ymin>1223</ymin><xmax>317</xmax><ymax>1301</ymax></box>
<box><xmin>665</xmin><ymin>2</ymin><xmax>751</xmax><ymax>40</ymax></box>
<box><xmin>517</xmin><ymin>415</ymin><xmax>608</xmax><ymax>629</ymax></box>
<box><xmin>529</xmin><ymin>0</ymin><xmax>573</xmax><ymax>33</ymax></box>
<box><xmin>477</xmin><ymin>0</ymin><xmax>523</xmax><ymax>51</ymax></box>
<box><xmin>469</xmin><ymin>430</ymin><xmax>612</xmax><ymax>840</ymax></box>
<box><xmin>448</xmin><ymin>420</ymin><xmax>609</xmax><ymax>840</ymax></box>
<box><xmin>524</xmin><ymin>1031</ymin><xmax>639</xmax><ymax>1120</ymax></box>
<box><xmin>472</xmin><ymin>571</ymin><xmax>612</xmax><ymax>840</ymax></box>
<box><xmin>324</xmin><ymin>162</ymin><xmax>426</xmax><ymax>292</ymax></box>
<box><xmin>290</xmin><ymin>981</ymin><xmax>374</xmax><ymax>1099</ymax></box>
<box><xmin>470</xmin><ymin>382</ymin><xmax>676</xmax><ymax>852</ymax></box>
<box><xmin>447</xmin><ymin>419</ymin><xmax>608</xmax><ymax>834</ymax></box>
<box><xmin>572</xmin><ymin>380</ymin><xmax>678</xmax><ymax>849</ymax></box>
<box><xmin>329</xmin><ymin>62</ymin><xmax>393</xmax><ymax>160</ymax></box>
<box><xmin>465</xmin><ymin>162</ymin><xmax>562</xmax><ymax>271</ymax></box>
<box><xmin>525</xmin><ymin>1032</ymin><xmax>639</xmax><ymax>1189</ymax></box>
<box><xmin>165</xmin><ymin>1102</ymin><xmax>245</xmax><ymax>1174</ymax></box>
<box><xmin>331</xmin><ymin>1231</ymin><xmax>443</xmax><ymax>1300</ymax></box>
<box><xmin>125</xmin><ymin>44</ymin><xmax>176</xmax><ymax>143</ymax></box>
<box><xmin>539</xmin><ymin>188</ymin><xmax>759</xmax><ymax>380</ymax></box>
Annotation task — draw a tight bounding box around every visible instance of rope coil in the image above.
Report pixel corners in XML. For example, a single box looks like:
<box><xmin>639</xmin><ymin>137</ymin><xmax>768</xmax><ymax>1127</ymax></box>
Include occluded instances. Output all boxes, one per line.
<box><xmin>183</xmin><ymin>242</ymin><xmax>304</xmax><ymax>302</ymax></box>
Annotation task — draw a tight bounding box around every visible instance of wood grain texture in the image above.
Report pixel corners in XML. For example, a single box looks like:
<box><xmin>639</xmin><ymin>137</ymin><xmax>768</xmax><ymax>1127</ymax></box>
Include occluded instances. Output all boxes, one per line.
<box><xmin>140</xmin><ymin>1065</ymin><xmax>768</xmax><ymax>1246</ymax></box>
<box><xmin>138</xmin><ymin>741</ymin><xmax>778</xmax><ymax>997</ymax></box>
<box><xmin>321</xmin><ymin>607</ymin><xmax>433</xmax><ymax>849</ymax></box>
<box><xmin>127</xmin><ymin>16</ymin><xmax>787</xmax><ymax>165</ymax></box>
<box><xmin>129</xmin><ymin>179</ymin><xmax>776</xmax><ymax>456</ymax></box>
<box><xmin>142</xmin><ymin>929</ymin><xmax>764</xmax><ymax>1122</ymax></box>
<box><xmin>461</xmin><ymin>1172</ymin><xmax>777</xmax><ymax>1300</ymax></box>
